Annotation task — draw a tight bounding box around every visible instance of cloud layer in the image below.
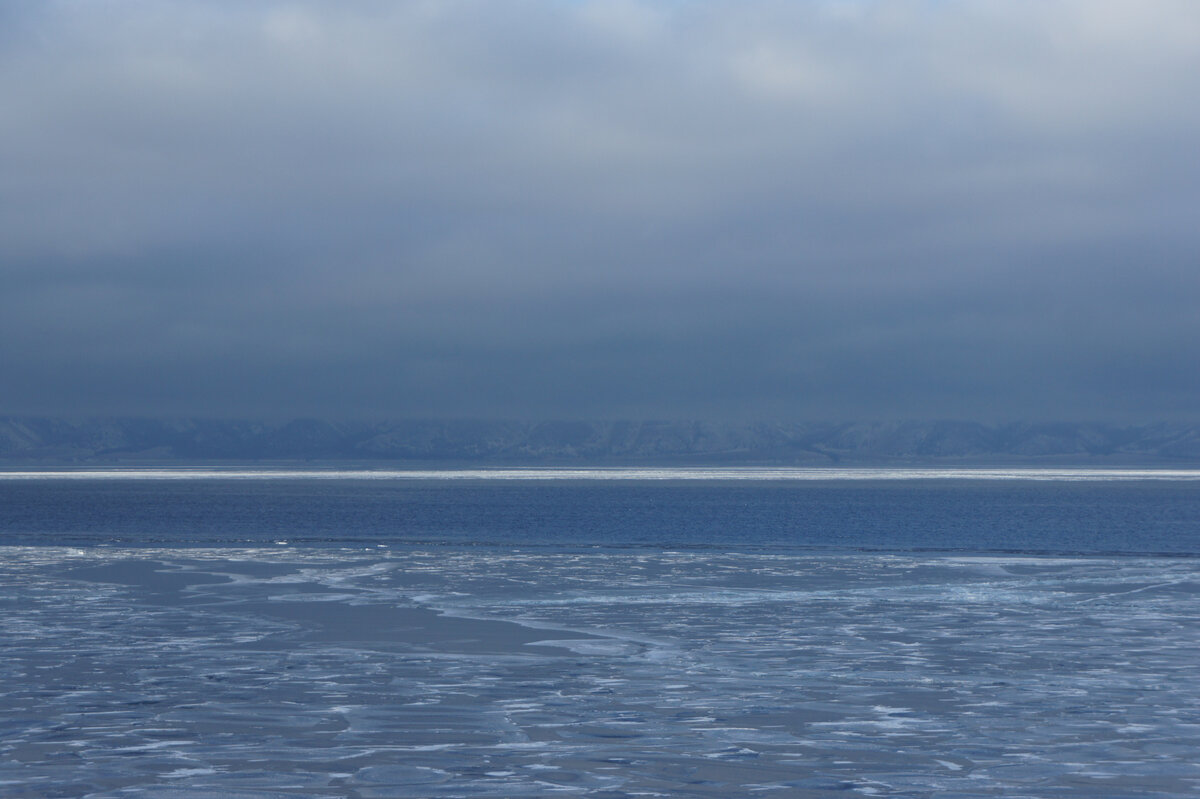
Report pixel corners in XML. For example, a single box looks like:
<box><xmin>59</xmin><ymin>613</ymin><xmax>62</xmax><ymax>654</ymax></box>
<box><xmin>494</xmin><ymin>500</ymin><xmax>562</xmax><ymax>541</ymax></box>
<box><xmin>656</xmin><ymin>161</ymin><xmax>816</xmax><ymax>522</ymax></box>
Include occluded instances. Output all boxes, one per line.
<box><xmin>3</xmin><ymin>1</ymin><xmax>1198</xmax><ymax>420</ymax></box>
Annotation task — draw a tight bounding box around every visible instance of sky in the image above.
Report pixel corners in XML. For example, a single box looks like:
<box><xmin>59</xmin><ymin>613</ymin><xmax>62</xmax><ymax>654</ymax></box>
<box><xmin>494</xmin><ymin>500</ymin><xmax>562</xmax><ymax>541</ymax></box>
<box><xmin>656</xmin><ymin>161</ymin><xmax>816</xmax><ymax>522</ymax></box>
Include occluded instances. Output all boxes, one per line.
<box><xmin>2</xmin><ymin>0</ymin><xmax>1198</xmax><ymax>422</ymax></box>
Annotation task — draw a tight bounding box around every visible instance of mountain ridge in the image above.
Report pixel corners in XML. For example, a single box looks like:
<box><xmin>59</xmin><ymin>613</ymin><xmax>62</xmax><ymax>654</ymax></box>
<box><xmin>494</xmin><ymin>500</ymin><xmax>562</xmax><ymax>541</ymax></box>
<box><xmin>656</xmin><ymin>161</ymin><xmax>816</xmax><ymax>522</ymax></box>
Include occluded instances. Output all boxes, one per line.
<box><xmin>3</xmin><ymin>417</ymin><xmax>1200</xmax><ymax>466</ymax></box>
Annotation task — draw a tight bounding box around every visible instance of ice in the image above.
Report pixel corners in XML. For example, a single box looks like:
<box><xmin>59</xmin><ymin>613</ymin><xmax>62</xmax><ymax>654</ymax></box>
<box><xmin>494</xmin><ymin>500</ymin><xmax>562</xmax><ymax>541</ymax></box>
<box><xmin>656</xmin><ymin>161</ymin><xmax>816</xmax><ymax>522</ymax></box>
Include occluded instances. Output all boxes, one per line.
<box><xmin>5</xmin><ymin>466</ymin><xmax>1200</xmax><ymax>481</ymax></box>
<box><xmin>3</xmin><ymin>547</ymin><xmax>1200</xmax><ymax>796</ymax></box>
<box><xmin>524</xmin><ymin>639</ymin><xmax>641</xmax><ymax>656</ymax></box>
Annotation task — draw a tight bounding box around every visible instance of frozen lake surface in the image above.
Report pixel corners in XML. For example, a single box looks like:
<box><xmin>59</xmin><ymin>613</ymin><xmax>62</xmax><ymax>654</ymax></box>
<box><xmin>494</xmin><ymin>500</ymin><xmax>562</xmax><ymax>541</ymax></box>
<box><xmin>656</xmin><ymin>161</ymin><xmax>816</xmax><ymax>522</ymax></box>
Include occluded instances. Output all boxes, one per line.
<box><xmin>2</xmin><ymin>472</ymin><xmax>1199</xmax><ymax>796</ymax></box>
<box><xmin>5</xmin><ymin>549</ymin><xmax>1200</xmax><ymax>797</ymax></box>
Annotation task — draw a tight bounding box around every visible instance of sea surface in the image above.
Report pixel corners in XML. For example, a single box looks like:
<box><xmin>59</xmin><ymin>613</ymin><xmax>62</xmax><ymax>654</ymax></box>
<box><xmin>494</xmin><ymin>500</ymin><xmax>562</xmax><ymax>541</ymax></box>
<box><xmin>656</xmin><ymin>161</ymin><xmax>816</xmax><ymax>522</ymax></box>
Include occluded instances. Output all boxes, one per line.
<box><xmin>2</xmin><ymin>468</ymin><xmax>1199</xmax><ymax>797</ymax></box>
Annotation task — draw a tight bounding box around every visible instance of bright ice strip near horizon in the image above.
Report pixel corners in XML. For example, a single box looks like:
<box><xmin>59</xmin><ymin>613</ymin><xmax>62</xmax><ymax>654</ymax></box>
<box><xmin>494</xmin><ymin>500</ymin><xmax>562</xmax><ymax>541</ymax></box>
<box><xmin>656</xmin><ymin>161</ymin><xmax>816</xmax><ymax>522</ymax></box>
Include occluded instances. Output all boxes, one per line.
<box><xmin>4</xmin><ymin>467</ymin><xmax>1200</xmax><ymax>481</ymax></box>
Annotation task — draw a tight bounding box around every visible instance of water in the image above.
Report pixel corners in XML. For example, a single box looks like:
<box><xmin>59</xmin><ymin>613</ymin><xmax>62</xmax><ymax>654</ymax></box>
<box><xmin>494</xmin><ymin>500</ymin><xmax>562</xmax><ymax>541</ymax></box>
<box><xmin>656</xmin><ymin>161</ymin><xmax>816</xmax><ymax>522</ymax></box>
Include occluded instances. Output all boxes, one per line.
<box><xmin>3</xmin><ymin>469</ymin><xmax>1199</xmax><ymax>554</ymax></box>
<box><xmin>2</xmin><ymin>470</ymin><xmax>1199</xmax><ymax>797</ymax></box>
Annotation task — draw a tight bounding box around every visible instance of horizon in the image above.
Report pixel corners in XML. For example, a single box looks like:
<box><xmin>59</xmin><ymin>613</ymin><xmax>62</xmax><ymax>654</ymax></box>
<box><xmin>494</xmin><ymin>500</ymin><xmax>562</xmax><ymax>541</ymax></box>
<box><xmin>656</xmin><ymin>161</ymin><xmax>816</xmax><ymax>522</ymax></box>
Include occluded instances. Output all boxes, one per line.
<box><xmin>5</xmin><ymin>414</ymin><xmax>1200</xmax><ymax>426</ymax></box>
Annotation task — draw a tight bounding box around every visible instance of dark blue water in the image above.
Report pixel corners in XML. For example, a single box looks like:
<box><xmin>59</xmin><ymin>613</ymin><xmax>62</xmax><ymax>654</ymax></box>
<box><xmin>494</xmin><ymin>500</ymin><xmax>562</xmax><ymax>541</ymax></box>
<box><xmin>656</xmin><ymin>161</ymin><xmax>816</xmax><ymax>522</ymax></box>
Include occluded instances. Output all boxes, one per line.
<box><xmin>2</xmin><ymin>477</ymin><xmax>1197</xmax><ymax>554</ymax></box>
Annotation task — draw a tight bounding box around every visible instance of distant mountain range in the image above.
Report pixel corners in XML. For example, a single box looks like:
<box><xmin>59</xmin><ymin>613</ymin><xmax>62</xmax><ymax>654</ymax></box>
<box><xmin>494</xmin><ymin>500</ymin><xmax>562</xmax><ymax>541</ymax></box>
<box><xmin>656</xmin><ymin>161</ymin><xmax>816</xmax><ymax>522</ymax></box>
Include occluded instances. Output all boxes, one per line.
<box><xmin>3</xmin><ymin>417</ymin><xmax>1200</xmax><ymax>466</ymax></box>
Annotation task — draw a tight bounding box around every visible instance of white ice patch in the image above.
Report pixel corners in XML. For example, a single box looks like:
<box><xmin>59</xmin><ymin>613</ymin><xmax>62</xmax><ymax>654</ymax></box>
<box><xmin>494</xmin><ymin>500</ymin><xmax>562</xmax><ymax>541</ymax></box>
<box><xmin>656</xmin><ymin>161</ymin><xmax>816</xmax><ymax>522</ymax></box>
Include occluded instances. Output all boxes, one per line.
<box><xmin>267</xmin><ymin>592</ymin><xmax>362</xmax><ymax>603</ymax></box>
<box><xmin>526</xmin><ymin>639</ymin><xmax>640</xmax><ymax>656</ymax></box>
<box><xmin>162</xmin><ymin>768</ymin><xmax>219</xmax><ymax>779</ymax></box>
<box><xmin>6</xmin><ymin>467</ymin><xmax>1200</xmax><ymax>481</ymax></box>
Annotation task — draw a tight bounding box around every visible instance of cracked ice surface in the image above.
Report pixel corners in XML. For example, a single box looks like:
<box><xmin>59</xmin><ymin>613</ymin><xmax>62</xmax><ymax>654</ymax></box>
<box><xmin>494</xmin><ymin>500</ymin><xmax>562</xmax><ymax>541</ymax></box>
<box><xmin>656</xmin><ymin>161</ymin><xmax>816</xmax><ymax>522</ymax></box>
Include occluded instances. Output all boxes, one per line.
<box><xmin>2</xmin><ymin>547</ymin><xmax>1199</xmax><ymax>797</ymax></box>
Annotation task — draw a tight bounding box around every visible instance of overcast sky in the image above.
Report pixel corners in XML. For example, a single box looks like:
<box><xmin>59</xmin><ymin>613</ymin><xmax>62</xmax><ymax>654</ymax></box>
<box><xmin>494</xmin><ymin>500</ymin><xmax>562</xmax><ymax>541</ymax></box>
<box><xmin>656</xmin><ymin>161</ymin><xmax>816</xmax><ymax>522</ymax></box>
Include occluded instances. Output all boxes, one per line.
<box><xmin>2</xmin><ymin>1</ymin><xmax>1198</xmax><ymax>421</ymax></box>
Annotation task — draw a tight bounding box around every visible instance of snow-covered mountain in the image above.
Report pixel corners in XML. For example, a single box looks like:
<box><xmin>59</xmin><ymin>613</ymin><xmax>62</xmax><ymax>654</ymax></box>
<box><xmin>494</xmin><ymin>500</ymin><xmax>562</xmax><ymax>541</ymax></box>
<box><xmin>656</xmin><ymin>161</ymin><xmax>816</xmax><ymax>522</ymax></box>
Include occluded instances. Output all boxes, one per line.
<box><xmin>3</xmin><ymin>418</ymin><xmax>1200</xmax><ymax>465</ymax></box>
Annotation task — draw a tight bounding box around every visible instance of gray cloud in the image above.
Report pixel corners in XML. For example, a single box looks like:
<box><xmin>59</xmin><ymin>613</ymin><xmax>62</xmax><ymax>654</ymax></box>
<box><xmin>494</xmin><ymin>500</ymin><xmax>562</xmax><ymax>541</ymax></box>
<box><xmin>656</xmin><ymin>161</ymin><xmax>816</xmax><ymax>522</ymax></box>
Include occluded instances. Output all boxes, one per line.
<box><xmin>2</xmin><ymin>1</ymin><xmax>1198</xmax><ymax>421</ymax></box>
